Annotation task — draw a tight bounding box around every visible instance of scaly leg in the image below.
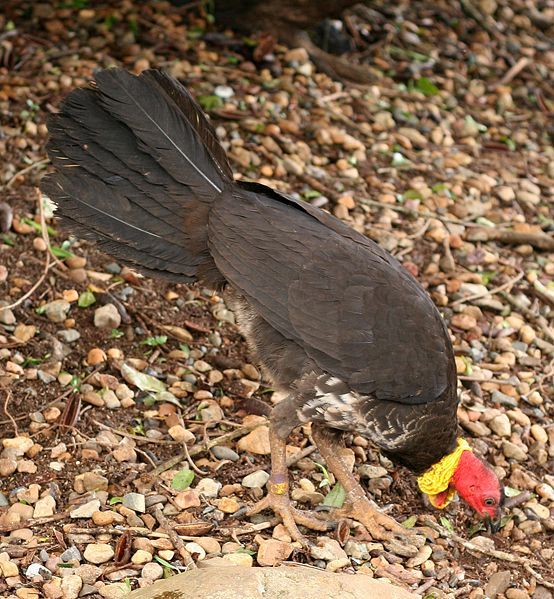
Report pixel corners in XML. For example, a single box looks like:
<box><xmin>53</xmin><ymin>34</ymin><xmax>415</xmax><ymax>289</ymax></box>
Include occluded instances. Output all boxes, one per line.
<box><xmin>312</xmin><ymin>425</ymin><xmax>410</xmax><ymax>541</ymax></box>
<box><xmin>246</xmin><ymin>422</ymin><xmax>330</xmax><ymax>543</ymax></box>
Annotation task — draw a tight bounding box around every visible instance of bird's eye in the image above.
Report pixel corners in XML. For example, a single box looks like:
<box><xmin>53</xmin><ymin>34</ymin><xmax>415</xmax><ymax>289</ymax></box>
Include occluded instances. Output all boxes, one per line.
<box><xmin>484</xmin><ymin>498</ymin><xmax>496</xmax><ymax>506</ymax></box>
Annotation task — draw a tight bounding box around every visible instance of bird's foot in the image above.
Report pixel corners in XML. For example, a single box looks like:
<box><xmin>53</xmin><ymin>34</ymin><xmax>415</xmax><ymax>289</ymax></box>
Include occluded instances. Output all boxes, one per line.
<box><xmin>246</xmin><ymin>477</ymin><xmax>330</xmax><ymax>545</ymax></box>
<box><xmin>331</xmin><ymin>496</ymin><xmax>412</xmax><ymax>542</ymax></box>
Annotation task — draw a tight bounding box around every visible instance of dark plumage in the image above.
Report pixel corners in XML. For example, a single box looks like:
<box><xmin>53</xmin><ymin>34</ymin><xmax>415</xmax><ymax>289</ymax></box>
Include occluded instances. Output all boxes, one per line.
<box><xmin>43</xmin><ymin>69</ymin><xmax>499</xmax><ymax>541</ymax></box>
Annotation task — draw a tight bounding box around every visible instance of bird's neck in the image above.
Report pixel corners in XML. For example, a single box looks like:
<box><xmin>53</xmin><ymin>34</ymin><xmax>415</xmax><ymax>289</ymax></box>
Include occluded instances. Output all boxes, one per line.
<box><xmin>417</xmin><ymin>438</ymin><xmax>472</xmax><ymax>508</ymax></box>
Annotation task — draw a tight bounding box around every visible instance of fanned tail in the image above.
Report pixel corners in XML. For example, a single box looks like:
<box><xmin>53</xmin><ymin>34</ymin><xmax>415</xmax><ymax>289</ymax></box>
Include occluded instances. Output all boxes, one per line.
<box><xmin>41</xmin><ymin>68</ymin><xmax>234</xmax><ymax>285</ymax></box>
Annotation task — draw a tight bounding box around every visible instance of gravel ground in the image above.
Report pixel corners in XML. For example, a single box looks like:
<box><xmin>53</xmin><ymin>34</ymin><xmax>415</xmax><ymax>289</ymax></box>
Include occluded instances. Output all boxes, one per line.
<box><xmin>0</xmin><ymin>1</ymin><xmax>553</xmax><ymax>598</ymax></box>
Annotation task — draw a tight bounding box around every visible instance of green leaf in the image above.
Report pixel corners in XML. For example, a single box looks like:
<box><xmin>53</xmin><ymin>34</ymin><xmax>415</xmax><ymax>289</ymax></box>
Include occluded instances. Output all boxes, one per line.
<box><xmin>171</xmin><ymin>468</ymin><xmax>195</xmax><ymax>491</ymax></box>
<box><xmin>475</xmin><ymin>217</ymin><xmax>496</xmax><ymax>228</ymax></box>
<box><xmin>464</xmin><ymin>115</ymin><xmax>487</xmax><ymax>133</ymax></box>
<box><xmin>140</xmin><ymin>335</ymin><xmax>168</xmax><ymax>347</ymax></box>
<box><xmin>121</xmin><ymin>363</ymin><xmax>166</xmax><ymax>393</ymax></box>
<box><xmin>110</xmin><ymin>328</ymin><xmax>124</xmax><ymax>339</ymax></box>
<box><xmin>1</xmin><ymin>233</ymin><xmax>15</xmax><ymax>246</ymax></box>
<box><xmin>50</xmin><ymin>245</ymin><xmax>74</xmax><ymax>259</ymax></box>
<box><xmin>402</xmin><ymin>515</ymin><xmax>418</xmax><ymax>528</ymax></box>
<box><xmin>500</xmin><ymin>135</ymin><xmax>516</xmax><ymax>151</ymax></box>
<box><xmin>403</xmin><ymin>189</ymin><xmax>423</xmax><ymax>200</ymax></box>
<box><xmin>21</xmin><ymin>217</ymin><xmax>56</xmax><ymax>237</ymax></box>
<box><xmin>322</xmin><ymin>482</ymin><xmax>346</xmax><ymax>508</ymax></box>
<box><xmin>504</xmin><ymin>486</ymin><xmax>521</xmax><ymax>498</ymax></box>
<box><xmin>439</xmin><ymin>516</ymin><xmax>454</xmax><ymax>532</ymax></box>
<box><xmin>154</xmin><ymin>555</ymin><xmax>180</xmax><ymax>571</ymax></box>
<box><xmin>302</xmin><ymin>189</ymin><xmax>321</xmax><ymax>200</ymax></box>
<box><xmin>78</xmin><ymin>291</ymin><xmax>96</xmax><ymax>308</ymax></box>
<box><xmin>467</xmin><ymin>520</ymin><xmax>486</xmax><ymax>537</ymax></box>
<box><xmin>178</xmin><ymin>343</ymin><xmax>190</xmax><ymax>357</ymax></box>
<box><xmin>197</xmin><ymin>95</ymin><xmax>223</xmax><ymax>111</ymax></box>
<box><xmin>480</xmin><ymin>271</ymin><xmax>496</xmax><ymax>285</ymax></box>
<box><xmin>391</xmin><ymin>152</ymin><xmax>410</xmax><ymax>167</ymax></box>
<box><xmin>128</xmin><ymin>18</ymin><xmax>138</xmax><ymax>36</ymax></box>
<box><xmin>108</xmin><ymin>496</ymin><xmax>123</xmax><ymax>505</ymax></box>
<box><xmin>314</xmin><ymin>461</ymin><xmax>331</xmax><ymax>485</ymax></box>
<box><xmin>410</xmin><ymin>77</ymin><xmax>439</xmax><ymax>96</ymax></box>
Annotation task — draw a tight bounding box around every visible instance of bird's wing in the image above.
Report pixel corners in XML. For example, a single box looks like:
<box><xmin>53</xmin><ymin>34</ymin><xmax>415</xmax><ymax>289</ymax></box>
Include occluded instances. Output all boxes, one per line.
<box><xmin>208</xmin><ymin>185</ymin><xmax>454</xmax><ymax>405</ymax></box>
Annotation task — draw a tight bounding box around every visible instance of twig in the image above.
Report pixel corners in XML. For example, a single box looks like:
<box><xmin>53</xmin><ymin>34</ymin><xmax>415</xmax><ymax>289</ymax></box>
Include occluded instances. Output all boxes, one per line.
<box><xmin>422</xmin><ymin>519</ymin><xmax>553</xmax><ymax>588</ymax></box>
<box><xmin>2</xmin><ymin>191</ymin><xmax>51</xmax><ymax>311</ymax></box>
<box><xmin>152</xmin><ymin>506</ymin><xmax>196</xmax><ymax>570</ymax></box>
<box><xmin>415</xmin><ymin>579</ymin><xmax>437</xmax><ymax>595</ymax></box>
<box><xmin>0</xmin><ymin>512</ymin><xmax>70</xmax><ymax>532</ymax></box>
<box><xmin>2</xmin><ymin>390</ymin><xmax>19</xmax><ymax>436</ymax></box>
<box><xmin>91</xmin><ymin>419</ymin><xmax>178</xmax><ymax>445</ymax></box>
<box><xmin>495</xmin><ymin>57</ymin><xmax>531</xmax><ymax>87</ymax></box>
<box><xmin>5</xmin><ymin>158</ymin><xmax>49</xmax><ymax>189</ymax></box>
<box><xmin>450</xmin><ymin>271</ymin><xmax>524</xmax><ymax>308</ymax></box>
<box><xmin>286</xmin><ymin>444</ymin><xmax>317</xmax><ymax>467</ymax></box>
<box><xmin>149</xmin><ymin>422</ymin><xmax>264</xmax><ymax>476</ymax></box>
<box><xmin>182</xmin><ymin>440</ymin><xmax>208</xmax><ymax>476</ymax></box>
<box><xmin>466</xmin><ymin>228</ymin><xmax>554</xmax><ymax>251</ymax></box>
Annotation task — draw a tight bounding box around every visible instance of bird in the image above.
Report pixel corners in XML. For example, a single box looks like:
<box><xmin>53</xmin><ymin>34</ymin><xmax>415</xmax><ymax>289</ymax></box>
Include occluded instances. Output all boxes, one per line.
<box><xmin>42</xmin><ymin>68</ymin><xmax>503</xmax><ymax>543</ymax></box>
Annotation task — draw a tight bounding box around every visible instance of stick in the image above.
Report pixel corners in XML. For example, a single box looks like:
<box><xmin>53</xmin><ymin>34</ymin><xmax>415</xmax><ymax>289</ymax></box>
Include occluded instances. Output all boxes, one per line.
<box><xmin>450</xmin><ymin>271</ymin><xmax>524</xmax><ymax>307</ymax></box>
<box><xmin>149</xmin><ymin>422</ymin><xmax>264</xmax><ymax>476</ymax></box>
<box><xmin>5</xmin><ymin>158</ymin><xmax>49</xmax><ymax>189</ymax></box>
<box><xmin>2</xmin><ymin>390</ymin><xmax>19</xmax><ymax>437</ymax></box>
<box><xmin>152</xmin><ymin>507</ymin><xmax>196</xmax><ymax>570</ymax></box>
<box><xmin>496</xmin><ymin>57</ymin><xmax>531</xmax><ymax>87</ymax></box>
<box><xmin>466</xmin><ymin>228</ymin><xmax>554</xmax><ymax>251</ymax></box>
<box><xmin>2</xmin><ymin>191</ymin><xmax>51</xmax><ymax>311</ymax></box>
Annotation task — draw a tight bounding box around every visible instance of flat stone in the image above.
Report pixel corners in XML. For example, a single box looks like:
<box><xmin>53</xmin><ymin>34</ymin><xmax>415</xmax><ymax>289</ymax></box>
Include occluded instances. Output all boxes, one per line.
<box><xmin>125</xmin><ymin>565</ymin><xmax>417</xmax><ymax>598</ymax></box>
<box><xmin>33</xmin><ymin>495</ymin><xmax>56</xmax><ymax>519</ymax></box>
<box><xmin>83</xmin><ymin>543</ymin><xmax>115</xmax><ymax>565</ymax></box>
<box><xmin>485</xmin><ymin>571</ymin><xmax>511</xmax><ymax>599</ymax></box>
<box><xmin>310</xmin><ymin>537</ymin><xmax>348</xmax><ymax>562</ymax></box>
<box><xmin>502</xmin><ymin>441</ymin><xmax>528</xmax><ymax>461</ymax></box>
<box><xmin>61</xmin><ymin>546</ymin><xmax>82</xmax><ymax>562</ymax></box>
<box><xmin>242</xmin><ymin>470</ymin><xmax>270</xmax><ymax>489</ymax></box>
<box><xmin>43</xmin><ymin>299</ymin><xmax>71</xmax><ymax>323</ymax></box>
<box><xmin>211</xmin><ymin>446</ymin><xmax>240</xmax><ymax>462</ymax></box>
<box><xmin>237</xmin><ymin>427</ymin><xmax>271</xmax><ymax>455</ymax></box>
<box><xmin>489</xmin><ymin>414</ymin><xmax>511</xmax><ymax>437</ymax></box>
<box><xmin>123</xmin><ymin>493</ymin><xmax>146</xmax><ymax>513</ymax></box>
<box><xmin>58</xmin><ymin>329</ymin><xmax>81</xmax><ymax>343</ymax></box>
<box><xmin>256</xmin><ymin>539</ymin><xmax>293</xmax><ymax>567</ymax></box>
<box><xmin>94</xmin><ymin>304</ymin><xmax>121</xmax><ymax>329</ymax></box>
<box><xmin>25</xmin><ymin>562</ymin><xmax>51</xmax><ymax>578</ymax></box>
<box><xmin>195</xmin><ymin>478</ymin><xmax>222</xmax><ymax>499</ymax></box>
<box><xmin>70</xmin><ymin>499</ymin><xmax>101</xmax><ymax>519</ymax></box>
<box><xmin>141</xmin><ymin>562</ymin><xmax>164</xmax><ymax>581</ymax></box>
<box><xmin>60</xmin><ymin>574</ymin><xmax>83</xmax><ymax>599</ymax></box>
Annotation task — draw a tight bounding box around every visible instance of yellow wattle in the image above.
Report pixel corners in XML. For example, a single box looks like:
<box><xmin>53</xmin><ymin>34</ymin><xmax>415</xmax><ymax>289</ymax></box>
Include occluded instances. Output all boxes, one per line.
<box><xmin>417</xmin><ymin>438</ymin><xmax>472</xmax><ymax>509</ymax></box>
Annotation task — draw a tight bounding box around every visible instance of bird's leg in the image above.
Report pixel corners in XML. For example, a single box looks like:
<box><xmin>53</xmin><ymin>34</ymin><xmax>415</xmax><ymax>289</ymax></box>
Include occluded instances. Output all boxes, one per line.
<box><xmin>246</xmin><ymin>421</ymin><xmax>330</xmax><ymax>543</ymax></box>
<box><xmin>311</xmin><ymin>425</ymin><xmax>409</xmax><ymax>541</ymax></box>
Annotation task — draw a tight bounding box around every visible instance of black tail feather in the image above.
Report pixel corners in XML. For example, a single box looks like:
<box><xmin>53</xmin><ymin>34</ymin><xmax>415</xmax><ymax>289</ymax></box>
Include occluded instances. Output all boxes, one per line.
<box><xmin>42</xmin><ymin>68</ymin><xmax>233</xmax><ymax>285</ymax></box>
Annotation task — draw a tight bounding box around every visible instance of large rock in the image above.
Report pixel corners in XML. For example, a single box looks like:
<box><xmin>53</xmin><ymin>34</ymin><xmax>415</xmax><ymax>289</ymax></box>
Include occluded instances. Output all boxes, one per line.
<box><xmin>127</xmin><ymin>564</ymin><xmax>417</xmax><ymax>599</ymax></box>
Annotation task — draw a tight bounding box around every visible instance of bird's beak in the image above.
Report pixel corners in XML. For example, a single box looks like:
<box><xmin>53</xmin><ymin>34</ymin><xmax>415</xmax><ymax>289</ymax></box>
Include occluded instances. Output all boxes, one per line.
<box><xmin>486</xmin><ymin>517</ymin><xmax>501</xmax><ymax>533</ymax></box>
<box><xmin>484</xmin><ymin>508</ymin><xmax>502</xmax><ymax>533</ymax></box>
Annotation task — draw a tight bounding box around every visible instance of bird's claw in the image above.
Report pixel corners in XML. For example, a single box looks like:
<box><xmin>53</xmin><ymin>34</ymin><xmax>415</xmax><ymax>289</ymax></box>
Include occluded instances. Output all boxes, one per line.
<box><xmin>246</xmin><ymin>490</ymin><xmax>331</xmax><ymax>547</ymax></box>
<box><xmin>330</xmin><ymin>497</ymin><xmax>413</xmax><ymax>542</ymax></box>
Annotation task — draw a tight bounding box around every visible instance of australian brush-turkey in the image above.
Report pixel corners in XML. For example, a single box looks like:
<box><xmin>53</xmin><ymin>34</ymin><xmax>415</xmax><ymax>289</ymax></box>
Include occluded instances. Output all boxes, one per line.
<box><xmin>42</xmin><ymin>69</ymin><xmax>503</xmax><ymax>542</ymax></box>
